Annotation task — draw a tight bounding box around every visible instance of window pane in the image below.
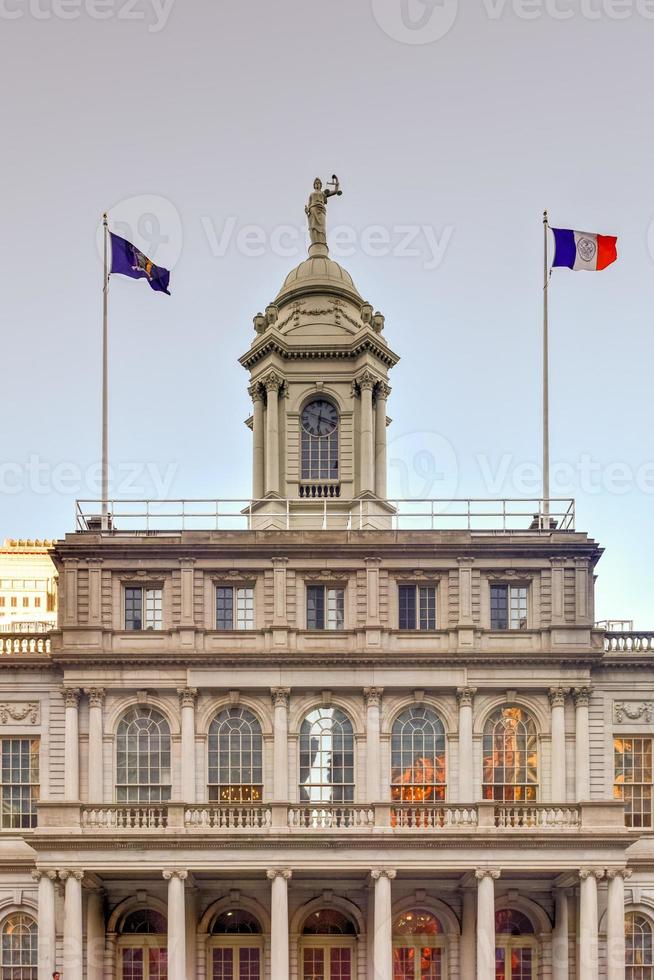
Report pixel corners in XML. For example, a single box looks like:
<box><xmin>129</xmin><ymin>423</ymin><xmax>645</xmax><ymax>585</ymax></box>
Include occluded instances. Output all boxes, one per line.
<box><xmin>482</xmin><ymin>706</ymin><xmax>538</xmax><ymax>801</ymax></box>
<box><xmin>0</xmin><ymin>739</ymin><xmax>39</xmax><ymax>829</ymax></box>
<box><xmin>208</xmin><ymin>708</ymin><xmax>263</xmax><ymax>802</ymax></box>
<box><xmin>116</xmin><ymin>707</ymin><xmax>172</xmax><ymax>804</ymax></box>
<box><xmin>509</xmin><ymin>587</ymin><xmax>528</xmax><ymax>630</ymax></box>
<box><xmin>398</xmin><ymin>586</ymin><xmax>416</xmax><ymax>630</ymax></box>
<box><xmin>418</xmin><ymin>587</ymin><xmax>436</xmax><ymax>631</ymax></box>
<box><xmin>1</xmin><ymin>913</ymin><xmax>37</xmax><ymax>977</ymax></box>
<box><xmin>490</xmin><ymin>585</ymin><xmax>508</xmax><ymax>630</ymax></box>
<box><xmin>299</xmin><ymin>707</ymin><xmax>355</xmax><ymax>804</ymax></box>
<box><xmin>391</xmin><ymin>708</ymin><xmax>446</xmax><ymax>803</ymax></box>
<box><xmin>125</xmin><ymin>587</ymin><xmax>143</xmax><ymax>631</ymax></box>
<box><xmin>326</xmin><ymin>589</ymin><xmax>344</xmax><ymax>630</ymax></box>
<box><xmin>615</xmin><ymin>737</ymin><xmax>653</xmax><ymax>829</ymax></box>
<box><xmin>307</xmin><ymin>586</ymin><xmax>325</xmax><ymax>631</ymax></box>
<box><xmin>236</xmin><ymin>588</ymin><xmax>254</xmax><ymax>630</ymax></box>
<box><xmin>145</xmin><ymin>588</ymin><xmax>163</xmax><ymax>630</ymax></box>
<box><xmin>216</xmin><ymin>587</ymin><xmax>234</xmax><ymax>630</ymax></box>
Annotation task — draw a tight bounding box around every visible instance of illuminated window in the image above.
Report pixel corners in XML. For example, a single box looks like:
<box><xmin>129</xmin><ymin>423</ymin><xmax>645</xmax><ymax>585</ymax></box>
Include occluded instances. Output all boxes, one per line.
<box><xmin>626</xmin><ymin>913</ymin><xmax>653</xmax><ymax>979</ymax></box>
<box><xmin>0</xmin><ymin>739</ymin><xmax>39</xmax><ymax>830</ymax></box>
<box><xmin>216</xmin><ymin>587</ymin><xmax>254</xmax><ymax>630</ymax></box>
<box><xmin>125</xmin><ymin>587</ymin><xmax>162</xmax><ymax>631</ymax></box>
<box><xmin>490</xmin><ymin>585</ymin><xmax>528</xmax><ymax>630</ymax></box>
<box><xmin>116</xmin><ymin>707</ymin><xmax>171</xmax><ymax>804</ymax></box>
<box><xmin>307</xmin><ymin>586</ymin><xmax>344</xmax><ymax>630</ymax></box>
<box><xmin>1</xmin><ymin>913</ymin><xmax>37</xmax><ymax>979</ymax></box>
<box><xmin>614</xmin><ymin>737</ymin><xmax>653</xmax><ymax>829</ymax></box>
<box><xmin>208</xmin><ymin>708</ymin><xmax>263</xmax><ymax>803</ymax></box>
<box><xmin>398</xmin><ymin>585</ymin><xmax>437</xmax><ymax>630</ymax></box>
<box><xmin>299</xmin><ymin>708</ymin><xmax>354</xmax><ymax>804</ymax></box>
<box><xmin>482</xmin><ymin>707</ymin><xmax>538</xmax><ymax>802</ymax></box>
<box><xmin>10</xmin><ymin>599</ymin><xmax>16</xmax><ymax>609</ymax></box>
<box><xmin>393</xmin><ymin>909</ymin><xmax>445</xmax><ymax>979</ymax></box>
<box><xmin>495</xmin><ymin>909</ymin><xmax>536</xmax><ymax>980</ymax></box>
<box><xmin>391</xmin><ymin>706</ymin><xmax>446</xmax><ymax>804</ymax></box>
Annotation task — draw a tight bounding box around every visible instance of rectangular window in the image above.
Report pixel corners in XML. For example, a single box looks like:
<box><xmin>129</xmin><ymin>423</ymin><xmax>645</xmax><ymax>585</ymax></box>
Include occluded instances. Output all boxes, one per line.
<box><xmin>22</xmin><ymin>597</ymin><xmax>29</xmax><ymax>608</ymax></box>
<box><xmin>0</xmin><ymin>738</ymin><xmax>39</xmax><ymax>830</ymax></box>
<box><xmin>34</xmin><ymin>597</ymin><xmax>41</xmax><ymax>608</ymax></box>
<box><xmin>614</xmin><ymin>736</ymin><xmax>653</xmax><ymax>829</ymax></box>
<box><xmin>216</xmin><ymin>586</ymin><xmax>254</xmax><ymax>630</ymax></box>
<box><xmin>0</xmin><ymin>598</ymin><xmax>4</xmax><ymax>607</ymax></box>
<box><xmin>398</xmin><ymin>585</ymin><xmax>437</xmax><ymax>630</ymax></box>
<box><xmin>125</xmin><ymin>587</ymin><xmax>163</xmax><ymax>631</ymax></box>
<box><xmin>307</xmin><ymin>585</ymin><xmax>344</xmax><ymax>630</ymax></box>
<box><xmin>10</xmin><ymin>597</ymin><xmax>16</xmax><ymax>608</ymax></box>
<box><xmin>490</xmin><ymin>584</ymin><xmax>528</xmax><ymax>630</ymax></box>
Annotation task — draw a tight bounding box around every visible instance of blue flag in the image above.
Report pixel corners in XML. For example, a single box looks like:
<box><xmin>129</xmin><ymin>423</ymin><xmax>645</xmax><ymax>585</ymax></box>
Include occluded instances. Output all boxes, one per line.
<box><xmin>109</xmin><ymin>232</ymin><xmax>171</xmax><ymax>294</ymax></box>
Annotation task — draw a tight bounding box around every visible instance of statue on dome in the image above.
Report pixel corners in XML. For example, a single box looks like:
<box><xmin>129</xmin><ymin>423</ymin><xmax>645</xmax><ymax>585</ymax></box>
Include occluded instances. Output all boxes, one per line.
<box><xmin>305</xmin><ymin>175</ymin><xmax>342</xmax><ymax>247</ymax></box>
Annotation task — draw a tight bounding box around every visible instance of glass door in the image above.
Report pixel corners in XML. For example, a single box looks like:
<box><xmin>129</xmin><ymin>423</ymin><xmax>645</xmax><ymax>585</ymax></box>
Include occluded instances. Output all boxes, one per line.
<box><xmin>120</xmin><ymin>947</ymin><xmax>167</xmax><ymax>980</ymax></box>
<box><xmin>211</xmin><ymin>946</ymin><xmax>261</xmax><ymax>979</ymax></box>
<box><xmin>495</xmin><ymin>944</ymin><xmax>534</xmax><ymax>980</ymax></box>
<box><xmin>393</xmin><ymin>945</ymin><xmax>443</xmax><ymax>978</ymax></box>
<box><xmin>302</xmin><ymin>945</ymin><xmax>352</xmax><ymax>979</ymax></box>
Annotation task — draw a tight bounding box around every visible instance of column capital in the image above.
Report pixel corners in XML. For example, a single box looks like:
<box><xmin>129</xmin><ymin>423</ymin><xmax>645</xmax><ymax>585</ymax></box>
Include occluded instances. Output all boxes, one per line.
<box><xmin>457</xmin><ymin>556</ymin><xmax>475</xmax><ymax>566</ymax></box>
<box><xmin>579</xmin><ymin>868</ymin><xmax>604</xmax><ymax>881</ymax></box>
<box><xmin>355</xmin><ymin>369</ymin><xmax>379</xmax><ymax>392</ymax></box>
<box><xmin>162</xmin><ymin>869</ymin><xmax>188</xmax><ymax>881</ymax></box>
<box><xmin>178</xmin><ymin>557</ymin><xmax>196</xmax><ymax>568</ymax></box>
<box><xmin>456</xmin><ymin>687</ymin><xmax>476</xmax><ymax>708</ymax></box>
<box><xmin>375</xmin><ymin>381</ymin><xmax>392</xmax><ymax>401</ymax></box>
<box><xmin>548</xmin><ymin>687</ymin><xmax>568</xmax><ymax>708</ymax></box>
<box><xmin>475</xmin><ymin>869</ymin><xmax>501</xmax><ymax>881</ymax></box>
<box><xmin>606</xmin><ymin>867</ymin><xmax>632</xmax><ymax>881</ymax></box>
<box><xmin>59</xmin><ymin>870</ymin><xmax>84</xmax><ymax>882</ymax></box>
<box><xmin>364</xmin><ymin>687</ymin><xmax>383</xmax><ymax>708</ymax></box>
<box><xmin>178</xmin><ymin>688</ymin><xmax>198</xmax><ymax>709</ymax></box>
<box><xmin>248</xmin><ymin>382</ymin><xmax>264</xmax><ymax>402</ymax></box>
<box><xmin>266</xmin><ymin>869</ymin><xmax>292</xmax><ymax>881</ymax></box>
<box><xmin>85</xmin><ymin>687</ymin><xmax>105</xmax><ymax>708</ymax></box>
<box><xmin>271</xmin><ymin>687</ymin><xmax>290</xmax><ymax>709</ymax></box>
<box><xmin>573</xmin><ymin>686</ymin><xmax>592</xmax><ymax>707</ymax></box>
<box><xmin>63</xmin><ymin>687</ymin><xmax>81</xmax><ymax>708</ymax></box>
<box><xmin>261</xmin><ymin>370</ymin><xmax>283</xmax><ymax>393</ymax></box>
<box><xmin>371</xmin><ymin>869</ymin><xmax>397</xmax><ymax>881</ymax></box>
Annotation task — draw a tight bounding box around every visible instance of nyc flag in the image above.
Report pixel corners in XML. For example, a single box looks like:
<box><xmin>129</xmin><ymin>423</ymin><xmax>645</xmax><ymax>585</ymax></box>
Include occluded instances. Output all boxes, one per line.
<box><xmin>551</xmin><ymin>228</ymin><xmax>617</xmax><ymax>272</ymax></box>
<box><xmin>109</xmin><ymin>232</ymin><xmax>171</xmax><ymax>294</ymax></box>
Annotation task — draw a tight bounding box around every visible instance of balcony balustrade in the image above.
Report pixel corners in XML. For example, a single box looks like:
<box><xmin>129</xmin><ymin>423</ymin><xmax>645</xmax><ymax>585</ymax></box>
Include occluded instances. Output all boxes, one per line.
<box><xmin>604</xmin><ymin>630</ymin><xmax>654</xmax><ymax>653</ymax></box>
<box><xmin>0</xmin><ymin>631</ymin><xmax>51</xmax><ymax>657</ymax></box>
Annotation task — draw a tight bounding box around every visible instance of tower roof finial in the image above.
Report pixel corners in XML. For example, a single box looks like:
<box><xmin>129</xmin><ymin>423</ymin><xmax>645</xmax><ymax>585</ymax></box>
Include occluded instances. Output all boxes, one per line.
<box><xmin>305</xmin><ymin>174</ymin><xmax>342</xmax><ymax>257</ymax></box>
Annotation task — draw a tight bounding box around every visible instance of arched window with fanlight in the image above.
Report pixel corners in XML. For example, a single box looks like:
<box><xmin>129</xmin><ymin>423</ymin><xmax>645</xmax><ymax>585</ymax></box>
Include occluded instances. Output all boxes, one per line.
<box><xmin>626</xmin><ymin>913</ymin><xmax>654</xmax><ymax>979</ymax></box>
<box><xmin>391</xmin><ymin>706</ymin><xmax>446</xmax><ymax>805</ymax></box>
<box><xmin>300</xmin><ymin>398</ymin><xmax>339</xmax><ymax>485</ymax></box>
<box><xmin>208</xmin><ymin>707</ymin><xmax>263</xmax><ymax>803</ymax></box>
<box><xmin>300</xmin><ymin>909</ymin><xmax>357</xmax><ymax>980</ymax></box>
<box><xmin>299</xmin><ymin>707</ymin><xmax>354</xmax><ymax>804</ymax></box>
<box><xmin>116</xmin><ymin>707</ymin><xmax>172</xmax><ymax>804</ymax></box>
<box><xmin>482</xmin><ymin>706</ymin><xmax>538</xmax><ymax>802</ymax></box>
<box><xmin>117</xmin><ymin>909</ymin><xmax>167</xmax><ymax>980</ymax></box>
<box><xmin>494</xmin><ymin>909</ymin><xmax>537</xmax><ymax>980</ymax></box>
<box><xmin>1</xmin><ymin>913</ymin><xmax>37</xmax><ymax>980</ymax></box>
<box><xmin>209</xmin><ymin>910</ymin><xmax>263</xmax><ymax>980</ymax></box>
<box><xmin>393</xmin><ymin>909</ymin><xmax>447</xmax><ymax>979</ymax></box>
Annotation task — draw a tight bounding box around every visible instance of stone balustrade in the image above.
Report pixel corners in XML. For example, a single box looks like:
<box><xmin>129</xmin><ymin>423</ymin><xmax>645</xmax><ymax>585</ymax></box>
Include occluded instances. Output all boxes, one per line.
<box><xmin>604</xmin><ymin>630</ymin><xmax>654</xmax><ymax>653</ymax></box>
<box><xmin>0</xmin><ymin>632</ymin><xmax>51</xmax><ymax>656</ymax></box>
<box><xmin>80</xmin><ymin>805</ymin><xmax>168</xmax><ymax>829</ymax></box>
<box><xmin>185</xmin><ymin>804</ymin><xmax>272</xmax><ymax>829</ymax></box>
<box><xmin>491</xmin><ymin>804</ymin><xmax>581</xmax><ymax>829</ymax></box>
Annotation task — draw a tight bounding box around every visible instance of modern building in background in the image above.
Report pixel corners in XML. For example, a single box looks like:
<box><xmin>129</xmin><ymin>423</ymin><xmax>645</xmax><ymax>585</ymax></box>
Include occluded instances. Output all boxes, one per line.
<box><xmin>0</xmin><ymin>196</ymin><xmax>653</xmax><ymax>980</ymax></box>
<box><xmin>0</xmin><ymin>539</ymin><xmax>57</xmax><ymax>631</ymax></box>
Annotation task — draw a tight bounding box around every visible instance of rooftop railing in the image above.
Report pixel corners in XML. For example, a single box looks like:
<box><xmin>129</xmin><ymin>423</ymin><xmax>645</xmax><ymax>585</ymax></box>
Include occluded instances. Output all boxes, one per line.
<box><xmin>74</xmin><ymin>498</ymin><xmax>576</xmax><ymax>534</ymax></box>
<box><xmin>604</xmin><ymin>631</ymin><xmax>654</xmax><ymax>654</ymax></box>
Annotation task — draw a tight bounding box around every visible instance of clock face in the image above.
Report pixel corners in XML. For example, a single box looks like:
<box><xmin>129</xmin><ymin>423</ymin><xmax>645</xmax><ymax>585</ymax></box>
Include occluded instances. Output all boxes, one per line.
<box><xmin>301</xmin><ymin>399</ymin><xmax>338</xmax><ymax>437</ymax></box>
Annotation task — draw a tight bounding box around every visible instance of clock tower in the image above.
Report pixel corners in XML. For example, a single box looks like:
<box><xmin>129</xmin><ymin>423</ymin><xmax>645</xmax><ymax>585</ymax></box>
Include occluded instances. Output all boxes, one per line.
<box><xmin>239</xmin><ymin>178</ymin><xmax>399</xmax><ymax>526</ymax></box>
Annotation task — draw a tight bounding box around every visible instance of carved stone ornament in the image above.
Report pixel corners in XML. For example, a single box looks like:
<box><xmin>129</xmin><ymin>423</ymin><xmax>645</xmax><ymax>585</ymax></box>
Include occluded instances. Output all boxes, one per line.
<box><xmin>0</xmin><ymin>703</ymin><xmax>39</xmax><ymax>725</ymax></box>
<box><xmin>579</xmin><ymin>868</ymin><xmax>604</xmax><ymax>881</ymax></box>
<box><xmin>63</xmin><ymin>688</ymin><xmax>80</xmax><ymax>709</ymax></box>
<box><xmin>178</xmin><ymin>688</ymin><xmax>198</xmax><ymax>710</ymax></box>
<box><xmin>475</xmin><ymin>869</ymin><xmax>501</xmax><ymax>880</ymax></box>
<box><xmin>548</xmin><ymin>688</ymin><xmax>568</xmax><ymax>709</ymax></box>
<box><xmin>486</xmin><ymin>570</ymin><xmax>532</xmax><ymax>583</ymax></box>
<box><xmin>614</xmin><ymin>701</ymin><xmax>654</xmax><ymax>724</ymax></box>
<box><xmin>456</xmin><ymin>688</ymin><xmax>476</xmax><ymax>709</ymax></box>
<box><xmin>394</xmin><ymin>570</ymin><xmax>441</xmax><ymax>583</ymax></box>
<box><xmin>271</xmin><ymin>688</ymin><xmax>290</xmax><ymax>709</ymax></box>
<box><xmin>363</xmin><ymin>687</ymin><xmax>383</xmax><ymax>708</ymax></box>
<box><xmin>210</xmin><ymin>571</ymin><xmax>257</xmax><ymax>585</ymax></box>
<box><xmin>266</xmin><ymin>869</ymin><xmax>292</xmax><ymax>881</ymax></box>
<box><xmin>371</xmin><ymin>869</ymin><xmax>397</xmax><ymax>881</ymax></box>
<box><xmin>306</xmin><ymin>570</ymin><xmax>349</xmax><ymax>584</ymax></box>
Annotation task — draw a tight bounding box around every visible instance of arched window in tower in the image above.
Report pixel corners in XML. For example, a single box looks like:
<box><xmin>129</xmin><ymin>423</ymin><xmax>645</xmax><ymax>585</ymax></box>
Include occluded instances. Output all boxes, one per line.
<box><xmin>626</xmin><ymin>913</ymin><xmax>654</xmax><ymax>979</ymax></box>
<box><xmin>494</xmin><ymin>909</ymin><xmax>536</xmax><ymax>980</ymax></box>
<box><xmin>116</xmin><ymin>707</ymin><xmax>172</xmax><ymax>804</ymax></box>
<box><xmin>482</xmin><ymin>706</ymin><xmax>538</xmax><ymax>802</ymax></box>
<box><xmin>299</xmin><ymin>707</ymin><xmax>354</xmax><ymax>804</ymax></box>
<box><xmin>300</xmin><ymin>399</ymin><xmax>339</xmax><ymax>484</ymax></box>
<box><xmin>208</xmin><ymin>707</ymin><xmax>263</xmax><ymax>803</ymax></box>
<box><xmin>1</xmin><ymin>913</ymin><xmax>37</xmax><ymax>980</ymax></box>
<box><xmin>391</xmin><ymin>706</ymin><xmax>446</xmax><ymax>804</ymax></box>
<box><xmin>392</xmin><ymin>909</ymin><xmax>446</xmax><ymax>979</ymax></box>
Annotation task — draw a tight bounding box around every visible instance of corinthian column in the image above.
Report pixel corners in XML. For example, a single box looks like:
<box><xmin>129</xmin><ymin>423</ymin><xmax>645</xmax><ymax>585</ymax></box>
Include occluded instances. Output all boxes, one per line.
<box><xmin>358</xmin><ymin>372</ymin><xmax>376</xmax><ymax>495</ymax></box>
<box><xmin>61</xmin><ymin>870</ymin><xmax>84</xmax><ymax>976</ymax></box>
<box><xmin>607</xmin><ymin>869</ymin><xmax>631</xmax><ymax>980</ymax></box>
<box><xmin>578</xmin><ymin>868</ymin><xmax>603</xmax><ymax>980</ymax></box>
<box><xmin>32</xmin><ymin>870</ymin><xmax>57</xmax><ymax>979</ymax></box>
<box><xmin>86</xmin><ymin>688</ymin><xmax>105</xmax><ymax>804</ymax></box>
<box><xmin>271</xmin><ymin>688</ymin><xmax>290</xmax><ymax>801</ymax></box>
<box><xmin>374</xmin><ymin>382</ymin><xmax>390</xmax><ymax>498</ymax></box>
<box><xmin>179</xmin><ymin>689</ymin><xmax>198</xmax><ymax>804</ymax></box>
<box><xmin>457</xmin><ymin>688</ymin><xmax>475</xmax><ymax>802</ymax></box>
<box><xmin>267</xmin><ymin>869</ymin><xmax>291</xmax><ymax>980</ymax></box>
<box><xmin>264</xmin><ymin>373</ymin><xmax>282</xmax><ymax>496</ymax></box>
<box><xmin>63</xmin><ymin>688</ymin><xmax>80</xmax><ymax>801</ymax></box>
<box><xmin>476</xmin><ymin>870</ymin><xmax>500</xmax><ymax>980</ymax></box>
<box><xmin>372</xmin><ymin>869</ymin><xmax>396</xmax><ymax>980</ymax></box>
<box><xmin>164</xmin><ymin>870</ymin><xmax>188</xmax><ymax>980</ymax></box>
<box><xmin>249</xmin><ymin>383</ymin><xmax>265</xmax><ymax>499</ymax></box>
<box><xmin>552</xmin><ymin>887</ymin><xmax>569</xmax><ymax>980</ymax></box>
<box><xmin>364</xmin><ymin>688</ymin><xmax>383</xmax><ymax>802</ymax></box>
<box><xmin>549</xmin><ymin>688</ymin><xmax>567</xmax><ymax>802</ymax></box>
<box><xmin>573</xmin><ymin>688</ymin><xmax>591</xmax><ymax>800</ymax></box>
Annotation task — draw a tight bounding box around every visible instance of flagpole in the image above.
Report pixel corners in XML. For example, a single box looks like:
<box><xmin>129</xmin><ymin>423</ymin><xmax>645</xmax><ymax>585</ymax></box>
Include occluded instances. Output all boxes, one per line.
<box><xmin>102</xmin><ymin>212</ymin><xmax>109</xmax><ymax>530</ymax></box>
<box><xmin>543</xmin><ymin>210</ymin><xmax>550</xmax><ymax>527</ymax></box>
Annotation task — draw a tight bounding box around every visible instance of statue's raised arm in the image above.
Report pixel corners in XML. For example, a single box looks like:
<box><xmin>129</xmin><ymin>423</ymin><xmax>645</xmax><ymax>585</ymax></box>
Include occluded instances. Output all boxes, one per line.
<box><xmin>305</xmin><ymin>175</ymin><xmax>343</xmax><ymax>249</ymax></box>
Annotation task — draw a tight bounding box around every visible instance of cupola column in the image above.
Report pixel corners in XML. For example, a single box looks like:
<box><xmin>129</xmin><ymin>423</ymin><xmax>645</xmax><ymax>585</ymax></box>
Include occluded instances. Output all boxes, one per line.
<box><xmin>249</xmin><ymin>384</ymin><xmax>265</xmax><ymax>500</ymax></box>
<box><xmin>264</xmin><ymin>374</ymin><xmax>282</xmax><ymax>496</ymax></box>
<box><xmin>374</xmin><ymin>383</ymin><xmax>390</xmax><ymax>498</ymax></box>
<box><xmin>358</xmin><ymin>372</ymin><xmax>376</xmax><ymax>496</ymax></box>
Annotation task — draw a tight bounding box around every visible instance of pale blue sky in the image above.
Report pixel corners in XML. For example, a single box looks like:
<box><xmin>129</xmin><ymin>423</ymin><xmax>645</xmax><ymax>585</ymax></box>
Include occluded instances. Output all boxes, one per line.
<box><xmin>1</xmin><ymin>0</ymin><xmax>652</xmax><ymax>624</ymax></box>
